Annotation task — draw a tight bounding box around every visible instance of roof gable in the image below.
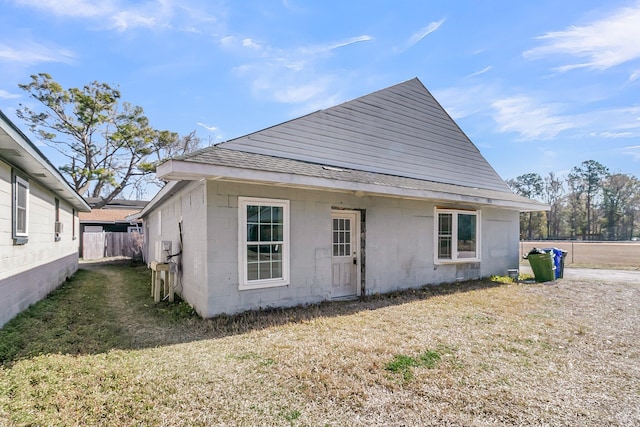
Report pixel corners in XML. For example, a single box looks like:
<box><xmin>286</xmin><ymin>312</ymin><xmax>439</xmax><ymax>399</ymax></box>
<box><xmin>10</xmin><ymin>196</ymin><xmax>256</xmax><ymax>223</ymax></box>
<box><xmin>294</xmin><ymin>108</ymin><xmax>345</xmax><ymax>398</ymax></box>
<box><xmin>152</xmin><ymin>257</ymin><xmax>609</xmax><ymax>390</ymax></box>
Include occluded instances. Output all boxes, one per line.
<box><xmin>219</xmin><ymin>78</ymin><xmax>510</xmax><ymax>192</ymax></box>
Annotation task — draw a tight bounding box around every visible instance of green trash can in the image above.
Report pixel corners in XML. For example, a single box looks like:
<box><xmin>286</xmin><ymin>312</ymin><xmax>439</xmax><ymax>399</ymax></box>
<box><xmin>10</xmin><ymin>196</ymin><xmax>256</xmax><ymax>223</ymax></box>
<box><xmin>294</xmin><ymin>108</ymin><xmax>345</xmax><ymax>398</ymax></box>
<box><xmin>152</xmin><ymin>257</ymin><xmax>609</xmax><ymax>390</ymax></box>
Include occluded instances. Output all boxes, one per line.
<box><xmin>525</xmin><ymin>250</ymin><xmax>556</xmax><ymax>282</ymax></box>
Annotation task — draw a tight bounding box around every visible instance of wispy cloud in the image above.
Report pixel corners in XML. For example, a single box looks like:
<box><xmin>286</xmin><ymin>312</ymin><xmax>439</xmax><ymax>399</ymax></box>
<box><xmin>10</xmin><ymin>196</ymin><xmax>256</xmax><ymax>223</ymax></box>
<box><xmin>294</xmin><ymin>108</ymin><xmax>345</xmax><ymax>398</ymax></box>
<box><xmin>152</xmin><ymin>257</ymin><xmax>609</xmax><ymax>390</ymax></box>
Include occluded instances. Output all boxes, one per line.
<box><xmin>624</xmin><ymin>145</ymin><xmax>640</xmax><ymax>160</ymax></box>
<box><xmin>0</xmin><ymin>41</ymin><xmax>74</xmax><ymax>64</ymax></box>
<box><xmin>591</xmin><ymin>131</ymin><xmax>634</xmax><ymax>138</ymax></box>
<box><xmin>406</xmin><ymin>19</ymin><xmax>445</xmax><ymax>49</ymax></box>
<box><xmin>242</xmin><ymin>38</ymin><xmax>263</xmax><ymax>50</ymax></box>
<box><xmin>13</xmin><ymin>0</ymin><xmax>216</xmax><ymax>32</ymax></box>
<box><xmin>300</xmin><ymin>35</ymin><xmax>373</xmax><ymax>55</ymax></box>
<box><xmin>111</xmin><ymin>10</ymin><xmax>161</xmax><ymax>31</ymax></box>
<box><xmin>271</xmin><ymin>80</ymin><xmax>329</xmax><ymax>104</ymax></box>
<box><xmin>492</xmin><ymin>96</ymin><xmax>575</xmax><ymax>139</ymax></box>
<box><xmin>467</xmin><ymin>66</ymin><xmax>492</xmax><ymax>78</ymax></box>
<box><xmin>227</xmin><ymin>31</ymin><xmax>373</xmax><ymax>111</ymax></box>
<box><xmin>327</xmin><ymin>35</ymin><xmax>373</xmax><ymax>51</ymax></box>
<box><xmin>196</xmin><ymin>122</ymin><xmax>218</xmax><ymax>132</ymax></box>
<box><xmin>0</xmin><ymin>89</ymin><xmax>20</xmax><ymax>99</ymax></box>
<box><xmin>434</xmin><ymin>85</ymin><xmax>498</xmax><ymax>119</ymax></box>
<box><xmin>524</xmin><ymin>3</ymin><xmax>640</xmax><ymax>71</ymax></box>
<box><xmin>15</xmin><ymin>0</ymin><xmax>113</xmax><ymax>17</ymax></box>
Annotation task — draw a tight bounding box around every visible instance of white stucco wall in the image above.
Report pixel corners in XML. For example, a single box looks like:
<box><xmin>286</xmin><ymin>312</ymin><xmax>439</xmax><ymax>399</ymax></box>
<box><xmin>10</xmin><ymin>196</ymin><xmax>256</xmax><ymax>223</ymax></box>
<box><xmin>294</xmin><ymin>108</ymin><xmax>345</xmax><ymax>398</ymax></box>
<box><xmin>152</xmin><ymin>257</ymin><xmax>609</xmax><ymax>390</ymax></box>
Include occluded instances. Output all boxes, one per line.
<box><xmin>146</xmin><ymin>179</ymin><xmax>520</xmax><ymax>318</ymax></box>
<box><xmin>186</xmin><ymin>181</ymin><xmax>521</xmax><ymax>317</ymax></box>
<box><xmin>145</xmin><ymin>181</ymin><xmax>208</xmax><ymax>315</ymax></box>
<box><xmin>0</xmin><ymin>160</ymin><xmax>81</xmax><ymax>327</ymax></box>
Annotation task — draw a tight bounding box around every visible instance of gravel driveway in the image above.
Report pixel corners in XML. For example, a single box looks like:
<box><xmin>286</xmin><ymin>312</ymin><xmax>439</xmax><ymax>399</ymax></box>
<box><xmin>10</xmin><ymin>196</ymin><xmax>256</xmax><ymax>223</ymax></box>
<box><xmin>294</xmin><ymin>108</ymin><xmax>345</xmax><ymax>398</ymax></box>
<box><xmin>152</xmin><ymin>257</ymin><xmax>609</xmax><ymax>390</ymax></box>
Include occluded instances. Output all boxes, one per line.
<box><xmin>520</xmin><ymin>266</ymin><xmax>640</xmax><ymax>283</ymax></box>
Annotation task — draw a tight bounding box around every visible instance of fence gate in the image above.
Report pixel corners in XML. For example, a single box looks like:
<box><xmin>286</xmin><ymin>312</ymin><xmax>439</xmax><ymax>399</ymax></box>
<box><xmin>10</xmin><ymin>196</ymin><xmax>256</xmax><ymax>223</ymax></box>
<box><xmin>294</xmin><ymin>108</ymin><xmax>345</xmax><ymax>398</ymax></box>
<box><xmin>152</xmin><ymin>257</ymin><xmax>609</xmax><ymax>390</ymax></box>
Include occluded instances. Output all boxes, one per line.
<box><xmin>82</xmin><ymin>231</ymin><xmax>143</xmax><ymax>260</ymax></box>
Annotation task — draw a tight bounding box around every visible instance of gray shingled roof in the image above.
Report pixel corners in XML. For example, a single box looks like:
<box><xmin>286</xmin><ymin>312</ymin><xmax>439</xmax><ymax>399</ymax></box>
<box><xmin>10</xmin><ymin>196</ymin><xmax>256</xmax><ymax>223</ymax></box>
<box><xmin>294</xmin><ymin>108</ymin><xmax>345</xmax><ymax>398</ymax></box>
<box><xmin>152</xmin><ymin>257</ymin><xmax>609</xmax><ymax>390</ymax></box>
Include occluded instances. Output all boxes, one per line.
<box><xmin>152</xmin><ymin>79</ymin><xmax>548</xmax><ymax>211</ymax></box>
<box><xmin>219</xmin><ymin>78</ymin><xmax>512</xmax><ymax>193</ymax></box>
<box><xmin>174</xmin><ymin>146</ymin><xmax>543</xmax><ymax>208</ymax></box>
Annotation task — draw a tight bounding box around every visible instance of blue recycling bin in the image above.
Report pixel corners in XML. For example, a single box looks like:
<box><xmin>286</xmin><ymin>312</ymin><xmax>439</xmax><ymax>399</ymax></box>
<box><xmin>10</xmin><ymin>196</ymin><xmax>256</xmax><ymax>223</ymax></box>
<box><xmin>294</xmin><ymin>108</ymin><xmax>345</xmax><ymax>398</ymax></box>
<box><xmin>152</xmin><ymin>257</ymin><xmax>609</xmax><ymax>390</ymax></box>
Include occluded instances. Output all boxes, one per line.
<box><xmin>543</xmin><ymin>248</ymin><xmax>568</xmax><ymax>279</ymax></box>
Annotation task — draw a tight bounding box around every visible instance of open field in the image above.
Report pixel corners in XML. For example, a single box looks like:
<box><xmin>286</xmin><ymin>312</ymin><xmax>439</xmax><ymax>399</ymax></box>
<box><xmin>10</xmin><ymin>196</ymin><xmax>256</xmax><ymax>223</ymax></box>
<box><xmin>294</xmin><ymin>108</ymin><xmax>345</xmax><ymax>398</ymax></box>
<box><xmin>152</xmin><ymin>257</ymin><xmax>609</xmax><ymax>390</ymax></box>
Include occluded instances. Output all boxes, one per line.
<box><xmin>1</xmin><ymin>262</ymin><xmax>639</xmax><ymax>426</ymax></box>
<box><xmin>520</xmin><ymin>240</ymin><xmax>640</xmax><ymax>269</ymax></box>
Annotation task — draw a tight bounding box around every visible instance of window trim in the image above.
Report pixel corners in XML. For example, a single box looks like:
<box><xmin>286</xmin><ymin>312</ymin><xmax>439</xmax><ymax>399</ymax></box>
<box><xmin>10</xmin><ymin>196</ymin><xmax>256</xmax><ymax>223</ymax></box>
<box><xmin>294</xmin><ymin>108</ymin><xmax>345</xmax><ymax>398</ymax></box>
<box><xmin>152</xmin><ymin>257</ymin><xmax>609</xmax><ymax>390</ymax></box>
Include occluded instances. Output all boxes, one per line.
<box><xmin>238</xmin><ymin>197</ymin><xmax>290</xmax><ymax>290</ymax></box>
<box><xmin>434</xmin><ymin>208</ymin><xmax>481</xmax><ymax>264</ymax></box>
<box><xmin>12</xmin><ymin>172</ymin><xmax>29</xmax><ymax>244</ymax></box>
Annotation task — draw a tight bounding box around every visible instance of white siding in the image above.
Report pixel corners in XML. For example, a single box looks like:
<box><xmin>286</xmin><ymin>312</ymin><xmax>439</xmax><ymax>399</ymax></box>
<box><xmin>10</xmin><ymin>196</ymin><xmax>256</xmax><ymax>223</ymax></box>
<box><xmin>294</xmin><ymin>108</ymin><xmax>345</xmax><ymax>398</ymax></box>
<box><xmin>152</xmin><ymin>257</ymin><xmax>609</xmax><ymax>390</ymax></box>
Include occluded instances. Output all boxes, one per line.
<box><xmin>0</xmin><ymin>159</ymin><xmax>81</xmax><ymax>327</ymax></box>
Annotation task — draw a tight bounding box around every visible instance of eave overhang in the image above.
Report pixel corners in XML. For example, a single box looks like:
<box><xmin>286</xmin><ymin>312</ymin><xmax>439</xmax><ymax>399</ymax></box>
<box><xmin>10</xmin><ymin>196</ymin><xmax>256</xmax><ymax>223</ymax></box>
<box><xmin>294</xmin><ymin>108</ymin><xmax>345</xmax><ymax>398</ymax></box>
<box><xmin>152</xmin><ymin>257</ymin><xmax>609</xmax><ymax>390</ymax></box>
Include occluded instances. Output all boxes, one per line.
<box><xmin>0</xmin><ymin>111</ymin><xmax>91</xmax><ymax>212</ymax></box>
<box><xmin>156</xmin><ymin>158</ymin><xmax>549</xmax><ymax>212</ymax></box>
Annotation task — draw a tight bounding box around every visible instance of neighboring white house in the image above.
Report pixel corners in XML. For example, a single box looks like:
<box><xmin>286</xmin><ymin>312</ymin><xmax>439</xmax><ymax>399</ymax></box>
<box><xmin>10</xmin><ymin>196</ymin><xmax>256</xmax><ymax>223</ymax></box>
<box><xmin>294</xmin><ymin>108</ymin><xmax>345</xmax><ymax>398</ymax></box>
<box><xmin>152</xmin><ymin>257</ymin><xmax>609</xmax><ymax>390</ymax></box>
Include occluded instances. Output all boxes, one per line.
<box><xmin>0</xmin><ymin>110</ymin><xmax>90</xmax><ymax>328</ymax></box>
<box><xmin>139</xmin><ymin>78</ymin><xmax>547</xmax><ymax>318</ymax></box>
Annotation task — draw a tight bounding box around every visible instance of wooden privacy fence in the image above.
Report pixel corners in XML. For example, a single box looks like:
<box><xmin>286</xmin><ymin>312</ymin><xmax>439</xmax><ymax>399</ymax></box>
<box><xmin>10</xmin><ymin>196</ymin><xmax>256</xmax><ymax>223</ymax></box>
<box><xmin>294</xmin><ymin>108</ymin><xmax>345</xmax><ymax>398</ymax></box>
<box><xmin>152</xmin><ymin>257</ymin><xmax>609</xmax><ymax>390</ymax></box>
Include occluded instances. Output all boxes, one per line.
<box><xmin>82</xmin><ymin>232</ymin><xmax>143</xmax><ymax>260</ymax></box>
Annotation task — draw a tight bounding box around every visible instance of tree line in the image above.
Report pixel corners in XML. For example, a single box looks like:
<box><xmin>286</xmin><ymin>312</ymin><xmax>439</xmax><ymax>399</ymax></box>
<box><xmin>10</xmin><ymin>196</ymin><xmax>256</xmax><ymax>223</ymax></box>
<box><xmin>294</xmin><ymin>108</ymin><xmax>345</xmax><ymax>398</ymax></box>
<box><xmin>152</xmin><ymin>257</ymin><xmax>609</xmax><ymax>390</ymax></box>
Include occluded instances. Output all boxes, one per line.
<box><xmin>508</xmin><ymin>160</ymin><xmax>639</xmax><ymax>241</ymax></box>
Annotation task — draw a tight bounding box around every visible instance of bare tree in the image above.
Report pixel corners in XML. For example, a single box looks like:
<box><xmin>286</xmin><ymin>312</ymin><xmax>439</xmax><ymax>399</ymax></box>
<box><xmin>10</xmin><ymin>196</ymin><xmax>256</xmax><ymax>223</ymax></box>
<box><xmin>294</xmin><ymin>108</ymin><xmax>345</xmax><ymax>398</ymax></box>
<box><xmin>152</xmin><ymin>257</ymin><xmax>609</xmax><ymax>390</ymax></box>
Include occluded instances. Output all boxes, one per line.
<box><xmin>508</xmin><ymin>173</ymin><xmax>544</xmax><ymax>239</ymax></box>
<box><xmin>543</xmin><ymin>172</ymin><xmax>565</xmax><ymax>239</ymax></box>
<box><xmin>601</xmin><ymin>173</ymin><xmax>640</xmax><ymax>240</ymax></box>
<box><xmin>567</xmin><ymin>160</ymin><xmax>608</xmax><ymax>239</ymax></box>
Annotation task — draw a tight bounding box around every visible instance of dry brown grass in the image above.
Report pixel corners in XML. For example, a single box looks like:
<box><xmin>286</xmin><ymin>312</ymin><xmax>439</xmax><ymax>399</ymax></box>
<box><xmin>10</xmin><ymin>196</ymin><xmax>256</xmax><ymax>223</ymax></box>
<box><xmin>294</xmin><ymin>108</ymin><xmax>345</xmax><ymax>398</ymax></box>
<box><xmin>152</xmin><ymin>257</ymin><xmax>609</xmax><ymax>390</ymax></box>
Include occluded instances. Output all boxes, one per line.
<box><xmin>520</xmin><ymin>241</ymin><xmax>640</xmax><ymax>269</ymax></box>
<box><xmin>1</xmin><ymin>264</ymin><xmax>639</xmax><ymax>426</ymax></box>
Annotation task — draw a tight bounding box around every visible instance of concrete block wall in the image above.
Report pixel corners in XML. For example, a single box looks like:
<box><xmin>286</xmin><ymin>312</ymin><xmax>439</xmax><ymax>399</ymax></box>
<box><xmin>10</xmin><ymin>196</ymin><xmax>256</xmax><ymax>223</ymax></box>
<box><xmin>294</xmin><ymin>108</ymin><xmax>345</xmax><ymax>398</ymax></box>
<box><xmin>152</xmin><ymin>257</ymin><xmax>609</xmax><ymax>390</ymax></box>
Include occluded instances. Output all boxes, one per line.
<box><xmin>193</xmin><ymin>181</ymin><xmax>520</xmax><ymax>317</ymax></box>
<box><xmin>0</xmin><ymin>245</ymin><xmax>78</xmax><ymax>327</ymax></box>
<box><xmin>143</xmin><ymin>179</ymin><xmax>520</xmax><ymax>318</ymax></box>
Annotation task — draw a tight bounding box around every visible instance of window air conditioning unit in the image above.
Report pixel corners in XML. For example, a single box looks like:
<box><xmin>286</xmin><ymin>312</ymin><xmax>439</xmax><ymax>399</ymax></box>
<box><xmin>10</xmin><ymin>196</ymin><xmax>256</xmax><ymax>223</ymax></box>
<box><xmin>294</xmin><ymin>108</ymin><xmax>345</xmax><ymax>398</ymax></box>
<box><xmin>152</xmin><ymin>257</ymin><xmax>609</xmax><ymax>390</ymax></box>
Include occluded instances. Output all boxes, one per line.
<box><xmin>55</xmin><ymin>221</ymin><xmax>63</xmax><ymax>241</ymax></box>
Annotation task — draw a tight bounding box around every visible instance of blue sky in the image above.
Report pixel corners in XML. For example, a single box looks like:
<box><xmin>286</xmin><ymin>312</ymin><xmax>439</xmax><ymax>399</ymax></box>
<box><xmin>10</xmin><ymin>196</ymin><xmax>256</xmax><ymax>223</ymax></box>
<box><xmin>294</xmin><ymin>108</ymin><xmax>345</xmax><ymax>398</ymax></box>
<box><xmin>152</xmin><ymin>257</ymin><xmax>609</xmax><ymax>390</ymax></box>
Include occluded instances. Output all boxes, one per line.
<box><xmin>1</xmin><ymin>0</ymin><xmax>639</xmax><ymax>198</ymax></box>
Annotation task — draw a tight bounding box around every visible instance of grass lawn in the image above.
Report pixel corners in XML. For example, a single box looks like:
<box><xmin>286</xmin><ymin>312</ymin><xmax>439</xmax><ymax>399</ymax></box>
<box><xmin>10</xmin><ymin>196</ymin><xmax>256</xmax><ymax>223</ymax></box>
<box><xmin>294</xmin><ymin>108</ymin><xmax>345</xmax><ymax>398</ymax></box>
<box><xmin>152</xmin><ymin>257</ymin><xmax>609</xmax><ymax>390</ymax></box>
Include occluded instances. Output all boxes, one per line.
<box><xmin>1</xmin><ymin>262</ymin><xmax>639</xmax><ymax>426</ymax></box>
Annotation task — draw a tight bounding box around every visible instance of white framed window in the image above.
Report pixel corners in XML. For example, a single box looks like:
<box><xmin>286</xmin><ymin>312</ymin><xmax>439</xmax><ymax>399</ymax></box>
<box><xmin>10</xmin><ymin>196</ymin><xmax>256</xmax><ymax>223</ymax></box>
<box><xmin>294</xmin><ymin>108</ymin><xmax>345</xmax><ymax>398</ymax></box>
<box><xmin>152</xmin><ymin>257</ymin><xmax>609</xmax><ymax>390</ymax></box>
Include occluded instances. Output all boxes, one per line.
<box><xmin>13</xmin><ymin>173</ymin><xmax>29</xmax><ymax>244</ymax></box>
<box><xmin>435</xmin><ymin>208</ymin><xmax>480</xmax><ymax>263</ymax></box>
<box><xmin>238</xmin><ymin>197</ymin><xmax>290</xmax><ymax>290</ymax></box>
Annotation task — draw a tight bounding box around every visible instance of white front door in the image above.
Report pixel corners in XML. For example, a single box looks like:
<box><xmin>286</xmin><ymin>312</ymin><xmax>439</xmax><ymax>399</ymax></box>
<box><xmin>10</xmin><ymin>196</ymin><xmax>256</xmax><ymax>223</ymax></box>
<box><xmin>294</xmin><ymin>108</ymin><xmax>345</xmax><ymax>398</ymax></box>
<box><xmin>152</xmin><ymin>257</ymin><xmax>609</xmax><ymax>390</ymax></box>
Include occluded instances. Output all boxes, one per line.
<box><xmin>331</xmin><ymin>211</ymin><xmax>360</xmax><ymax>298</ymax></box>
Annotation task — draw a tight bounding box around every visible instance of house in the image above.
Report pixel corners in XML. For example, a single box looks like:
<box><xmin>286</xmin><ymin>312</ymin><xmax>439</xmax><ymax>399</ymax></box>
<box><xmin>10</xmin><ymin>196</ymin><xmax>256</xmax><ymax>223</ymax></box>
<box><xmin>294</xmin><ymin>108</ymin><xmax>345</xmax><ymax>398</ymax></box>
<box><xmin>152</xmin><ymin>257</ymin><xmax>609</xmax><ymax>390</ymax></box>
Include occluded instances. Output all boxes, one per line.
<box><xmin>78</xmin><ymin>198</ymin><xmax>146</xmax><ymax>258</ymax></box>
<box><xmin>80</xmin><ymin>198</ymin><xmax>147</xmax><ymax>234</ymax></box>
<box><xmin>139</xmin><ymin>78</ymin><xmax>547</xmax><ymax>318</ymax></box>
<box><xmin>0</xmin><ymin>110</ymin><xmax>90</xmax><ymax>327</ymax></box>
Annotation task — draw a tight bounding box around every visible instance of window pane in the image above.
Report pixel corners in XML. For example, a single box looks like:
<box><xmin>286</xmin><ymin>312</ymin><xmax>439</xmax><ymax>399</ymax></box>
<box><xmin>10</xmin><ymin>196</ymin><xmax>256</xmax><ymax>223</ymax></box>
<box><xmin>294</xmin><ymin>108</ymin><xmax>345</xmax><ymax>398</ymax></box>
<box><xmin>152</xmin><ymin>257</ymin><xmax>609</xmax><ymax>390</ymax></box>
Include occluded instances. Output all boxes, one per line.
<box><xmin>259</xmin><ymin>206</ymin><xmax>272</xmax><ymax>223</ymax></box>
<box><xmin>438</xmin><ymin>213</ymin><xmax>452</xmax><ymax>235</ymax></box>
<box><xmin>247</xmin><ymin>263</ymin><xmax>259</xmax><ymax>281</ymax></box>
<box><xmin>247</xmin><ymin>245</ymin><xmax>259</xmax><ymax>261</ymax></box>
<box><xmin>17</xmin><ymin>183</ymin><xmax>27</xmax><ymax>207</ymax></box>
<box><xmin>272</xmin><ymin>261</ymin><xmax>282</xmax><ymax>278</ymax></box>
<box><xmin>438</xmin><ymin>237</ymin><xmax>452</xmax><ymax>259</ymax></box>
<box><xmin>272</xmin><ymin>224</ymin><xmax>283</xmax><ymax>241</ymax></box>
<box><xmin>247</xmin><ymin>206</ymin><xmax>259</xmax><ymax>222</ymax></box>
<box><xmin>272</xmin><ymin>207</ymin><xmax>283</xmax><ymax>223</ymax></box>
<box><xmin>259</xmin><ymin>262</ymin><xmax>272</xmax><ymax>280</ymax></box>
<box><xmin>17</xmin><ymin>208</ymin><xmax>26</xmax><ymax>234</ymax></box>
<box><xmin>247</xmin><ymin>224</ymin><xmax>258</xmax><ymax>242</ymax></box>
<box><xmin>457</xmin><ymin>214</ymin><xmax>477</xmax><ymax>258</ymax></box>
<box><xmin>259</xmin><ymin>224</ymin><xmax>272</xmax><ymax>242</ymax></box>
